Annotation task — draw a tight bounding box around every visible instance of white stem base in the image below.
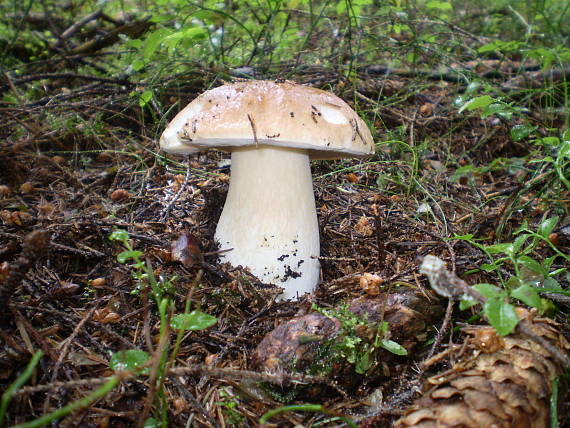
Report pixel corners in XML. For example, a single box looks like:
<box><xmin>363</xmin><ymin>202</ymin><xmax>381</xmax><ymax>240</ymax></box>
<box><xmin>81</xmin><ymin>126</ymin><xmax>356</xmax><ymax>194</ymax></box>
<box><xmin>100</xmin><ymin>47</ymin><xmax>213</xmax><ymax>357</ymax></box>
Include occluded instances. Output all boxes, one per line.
<box><xmin>215</xmin><ymin>146</ymin><xmax>320</xmax><ymax>300</ymax></box>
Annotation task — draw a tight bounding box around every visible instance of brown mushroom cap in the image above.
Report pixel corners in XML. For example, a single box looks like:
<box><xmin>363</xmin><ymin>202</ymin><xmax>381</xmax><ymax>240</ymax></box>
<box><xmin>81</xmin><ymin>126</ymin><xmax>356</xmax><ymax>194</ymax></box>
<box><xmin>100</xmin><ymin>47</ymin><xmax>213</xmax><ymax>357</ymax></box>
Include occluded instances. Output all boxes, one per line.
<box><xmin>160</xmin><ymin>80</ymin><xmax>374</xmax><ymax>159</ymax></box>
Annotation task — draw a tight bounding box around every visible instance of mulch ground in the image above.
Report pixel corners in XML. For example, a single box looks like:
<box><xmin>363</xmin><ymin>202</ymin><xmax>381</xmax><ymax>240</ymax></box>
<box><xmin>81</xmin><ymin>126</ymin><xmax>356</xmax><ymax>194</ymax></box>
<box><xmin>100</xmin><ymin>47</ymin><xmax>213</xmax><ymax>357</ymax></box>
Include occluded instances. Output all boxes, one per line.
<box><xmin>1</xmin><ymin>60</ymin><xmax>568</xmax><ymax>427</ymax></box>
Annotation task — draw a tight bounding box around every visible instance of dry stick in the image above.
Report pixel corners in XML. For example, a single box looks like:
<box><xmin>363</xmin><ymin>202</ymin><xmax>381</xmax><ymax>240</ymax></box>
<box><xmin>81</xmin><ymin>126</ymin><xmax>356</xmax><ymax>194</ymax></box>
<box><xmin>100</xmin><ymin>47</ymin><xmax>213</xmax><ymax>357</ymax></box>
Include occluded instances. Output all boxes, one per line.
<box><xmin>3</xmin><ymin>72</ymin><xmax>24</xmax><ymax>103</ymax></box>
<box><xmin>374</xmin><ymin>211</ymin><xmax>386</xmax><ymax>271</ymax></box>
<box><xmin>68</xmin><ymin>20</ymin><xmax>149</xmax><ymax>55</ymax></box>
<box><xmin>42</xmin><ymin>307</ymin><xmax>97</xmax><ymax>414</ymax></box>
<box><xmin>11</xmin><ymin>303</ymin><xmax>138</xmax><ymax>350</ymax></box>
<box><xmin>3</xmin><ymin>109</ymin><xmax>65</xmax><ymax>148</ymax></box>
<box><xmin>247</xmin><ymin>114</ymin><xmax>258</xmax><ymax>146</ymax></box>
<box><xmin>160</xmin><ymin>156</ymin><xmax>192</xmax><ymax>222</ymax></box>
<box><xmin>423</xmin><ymin>299</ymin><xmax>455</xmax><ymax>363</ymax></box>
<box><xmin>60</xmin><ymin>10</ymin><xmax>103</xmax><ymax>39</ymax></box>
<box><xmin>13</xmin><ymin>313</ymin><xmax>35</xmax><ymax>355</ymax></box>
<box><xmin>169</xmin><ymin>377</ymin><xmax>219</xmax><ymax>428</ymax></box>
<box><xmin>421</xmin><ymin>242</ymin><xmax>460</xmax><ymax>361</ymax></box>
<box><xmin>11</xmin><ymin>308</ymin><xmax>58</xmax><ymax>361</ymax></box>
<box><xmin>426</xmin><ymin>258</ymin><xmax>570</xmax><ymax>369</ymax></box>
<box><xmin>51</xmin><ymin>242</ymin><xmax>105</xmax><ymax>258</ymax></box>
<box><xmin>12</xmin><ymin>363</ymin><xmax>334</xmax><ymax>396</ymax></box>
<box><xmin>420</xmin><ymin>344</ymin><xmax>463</xmax><ymax>370</ymax></box>
<box><xmin>139</xmin><ymin>318</ymin><xmax>172</xmax><ymax>428</ymax></box>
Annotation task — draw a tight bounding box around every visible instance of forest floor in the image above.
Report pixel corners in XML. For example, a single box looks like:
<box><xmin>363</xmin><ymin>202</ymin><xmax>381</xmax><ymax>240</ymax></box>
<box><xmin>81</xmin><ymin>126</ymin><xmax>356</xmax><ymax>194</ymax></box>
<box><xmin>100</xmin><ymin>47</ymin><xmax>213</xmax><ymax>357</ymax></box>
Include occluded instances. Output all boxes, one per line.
<box><xmin>1</xmin><ymin>27</ymin><xmax>570</xmax><ymax>428</ymax></box>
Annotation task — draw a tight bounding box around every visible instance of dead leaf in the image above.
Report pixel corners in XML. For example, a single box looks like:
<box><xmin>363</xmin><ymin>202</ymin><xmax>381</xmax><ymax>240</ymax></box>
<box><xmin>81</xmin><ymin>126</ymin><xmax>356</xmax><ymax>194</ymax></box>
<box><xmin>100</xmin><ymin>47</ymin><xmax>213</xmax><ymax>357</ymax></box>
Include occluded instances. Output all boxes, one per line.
<box><xmin>171</xmin><ymin>232</ymin><xmax>204</xmax><ymax>267</ymax></box>
<box><xmin>354</xmin><ymin>216</ymin><xmax>374</xmax><ymax>236</ymax></box>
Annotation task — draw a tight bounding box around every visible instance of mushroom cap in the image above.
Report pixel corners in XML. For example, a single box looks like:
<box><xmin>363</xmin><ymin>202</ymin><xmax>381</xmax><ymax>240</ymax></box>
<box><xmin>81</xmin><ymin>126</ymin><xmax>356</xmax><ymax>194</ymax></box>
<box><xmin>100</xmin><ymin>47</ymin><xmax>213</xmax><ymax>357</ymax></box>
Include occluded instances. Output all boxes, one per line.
<box><xmin>160</xmin><ymin>80</ymin><xmax>374</xmax><ymax>160</ymax></box>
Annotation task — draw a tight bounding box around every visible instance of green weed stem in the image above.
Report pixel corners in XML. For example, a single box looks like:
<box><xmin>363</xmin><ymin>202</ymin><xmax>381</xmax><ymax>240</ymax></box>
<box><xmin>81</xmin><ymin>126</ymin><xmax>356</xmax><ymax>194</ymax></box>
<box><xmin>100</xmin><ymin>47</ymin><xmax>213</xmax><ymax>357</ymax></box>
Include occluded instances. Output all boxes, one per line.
<box><xmin>10</xmin><ymin>375</ymin><xmax>120</xmax><ymax>428</ymax></box>
<box><xmin>0</xmin><ymin>351</ymin><xmax>43</xmax><ymax>427</ymax></box>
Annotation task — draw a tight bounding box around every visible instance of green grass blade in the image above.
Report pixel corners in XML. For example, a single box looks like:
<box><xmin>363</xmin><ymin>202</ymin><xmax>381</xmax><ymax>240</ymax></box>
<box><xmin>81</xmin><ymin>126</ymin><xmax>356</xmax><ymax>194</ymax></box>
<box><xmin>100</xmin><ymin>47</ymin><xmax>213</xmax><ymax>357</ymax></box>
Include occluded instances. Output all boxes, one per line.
<box><xmin>0</xmin><ymin>351</ymin><xmax>43</xmax><ymax>426</ymax></box>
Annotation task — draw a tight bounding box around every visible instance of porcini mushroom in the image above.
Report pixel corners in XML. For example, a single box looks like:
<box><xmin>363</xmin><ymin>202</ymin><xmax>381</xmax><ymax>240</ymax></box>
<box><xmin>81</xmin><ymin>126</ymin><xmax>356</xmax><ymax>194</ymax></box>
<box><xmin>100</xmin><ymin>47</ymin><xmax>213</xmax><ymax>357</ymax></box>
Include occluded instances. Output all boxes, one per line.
<box><xmin>160</xmin><ymin>80</ymin><xmax>374</xmax><ymax>300</ymax></box>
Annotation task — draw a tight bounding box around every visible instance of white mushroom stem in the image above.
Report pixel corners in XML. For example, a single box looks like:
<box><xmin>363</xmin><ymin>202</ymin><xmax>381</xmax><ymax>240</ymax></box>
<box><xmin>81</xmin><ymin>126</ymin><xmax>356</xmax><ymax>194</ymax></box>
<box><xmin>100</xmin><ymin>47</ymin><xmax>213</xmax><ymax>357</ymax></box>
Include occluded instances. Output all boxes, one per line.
<box><xmin>215</xmin><ymin>145</ymin><xmax>320</xmax><ymax>300</ymax></box>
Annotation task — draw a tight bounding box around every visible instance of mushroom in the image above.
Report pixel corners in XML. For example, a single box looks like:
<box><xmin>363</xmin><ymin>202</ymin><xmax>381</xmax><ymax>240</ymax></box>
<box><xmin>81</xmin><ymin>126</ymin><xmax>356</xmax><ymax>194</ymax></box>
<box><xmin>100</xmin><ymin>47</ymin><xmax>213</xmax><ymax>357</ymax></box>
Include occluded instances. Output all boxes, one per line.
<box><xmin>160</xmin><ymin>80</ymin><xmax>374</xmax><ymax>300</ymax></box>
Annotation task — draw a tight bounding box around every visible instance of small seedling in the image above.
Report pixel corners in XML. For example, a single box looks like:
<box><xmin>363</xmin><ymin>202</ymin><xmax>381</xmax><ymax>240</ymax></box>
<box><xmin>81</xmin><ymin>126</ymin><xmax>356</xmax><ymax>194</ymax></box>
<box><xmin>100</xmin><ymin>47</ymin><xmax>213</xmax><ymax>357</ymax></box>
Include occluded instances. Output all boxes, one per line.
<box><xmin>216</xmin><ymin>388</ymin><xmax>244</xmax><ymax>425</ymax></box>
<box><xmin>108</xmin><ymin>229</ymin><xmax>216</xmax><ymax>426</ymax></box>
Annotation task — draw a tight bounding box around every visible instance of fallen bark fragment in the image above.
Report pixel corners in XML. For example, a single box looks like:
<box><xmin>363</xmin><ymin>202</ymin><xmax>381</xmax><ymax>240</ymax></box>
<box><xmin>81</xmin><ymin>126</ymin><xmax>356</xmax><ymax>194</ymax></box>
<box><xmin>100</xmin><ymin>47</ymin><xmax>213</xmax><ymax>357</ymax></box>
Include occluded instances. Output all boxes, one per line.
<box><xmin>394</xmin><ymin>308</ymin><xmax>570</xmax><ymax>428</ymax></box>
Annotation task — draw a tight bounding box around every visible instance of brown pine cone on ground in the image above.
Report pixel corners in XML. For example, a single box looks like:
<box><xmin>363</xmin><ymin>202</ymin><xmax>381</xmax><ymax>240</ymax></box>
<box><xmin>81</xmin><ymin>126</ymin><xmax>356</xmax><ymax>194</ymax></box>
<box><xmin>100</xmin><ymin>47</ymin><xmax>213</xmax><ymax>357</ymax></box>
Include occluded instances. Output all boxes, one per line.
<box><xmin>394</xmin><ymin>308</ymin><xmax>569</xmax><ymax>428</ymax></box>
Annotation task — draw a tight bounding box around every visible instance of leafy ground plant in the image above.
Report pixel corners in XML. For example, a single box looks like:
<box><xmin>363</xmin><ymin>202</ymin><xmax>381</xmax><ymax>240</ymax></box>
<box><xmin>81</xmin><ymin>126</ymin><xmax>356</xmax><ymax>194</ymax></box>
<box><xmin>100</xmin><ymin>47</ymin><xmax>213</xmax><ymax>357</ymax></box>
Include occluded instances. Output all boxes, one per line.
<box><xmin>313</xmin><ymin>303</ymin><xmax>407</xmax><ymax>375</ymax></box>
<box><xmin>447</xmin><ymin>216</ymin><xmax>567</xmax><ymax>335</ymax></box>
<box><xmin>0</xmin><ymin>231</ymin><xmax>217</xmax><ymax>428</ymax></box>
<box><xmin>108</xmin><ymin>229</ymin><xmax>217</xmax><ymax>427</ymax></box>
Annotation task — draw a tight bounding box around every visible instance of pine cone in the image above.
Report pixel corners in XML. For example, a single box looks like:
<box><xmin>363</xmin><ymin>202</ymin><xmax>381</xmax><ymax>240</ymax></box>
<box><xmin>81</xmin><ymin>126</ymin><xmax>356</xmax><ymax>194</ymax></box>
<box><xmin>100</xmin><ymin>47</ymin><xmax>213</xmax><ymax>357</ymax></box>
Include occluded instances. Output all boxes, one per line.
<box><xmin>395</xmin><ymin>309</ymin><xmax>569</xmax><ymax>428</ymax></box>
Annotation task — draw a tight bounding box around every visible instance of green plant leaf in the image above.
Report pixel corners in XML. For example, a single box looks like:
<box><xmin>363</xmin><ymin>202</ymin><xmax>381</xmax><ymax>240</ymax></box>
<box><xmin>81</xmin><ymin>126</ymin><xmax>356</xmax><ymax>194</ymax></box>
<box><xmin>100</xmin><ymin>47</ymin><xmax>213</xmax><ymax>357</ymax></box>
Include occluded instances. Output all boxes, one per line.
<box><xmin>480</xmin><ymin>263</ymin><xmax>499</xmax><ymax>272</ymax></box>
<box><xmin>534</xmin><ymin>136</ymin><xmax>560</xmax><ymax>147</ymax></box>
<box><xmin>117</xmin><ymin>250</ymin><xmax>143</xmax><ymax>263</ymax></box>
<box><xmin>506</xmin><ymin>276</ymin><xmax>523</xmax><ymax>289</ymax></box>
<box><xmin>426</xmin><ymin>0</ymin><xmax>452</xmax><ymax>10</ymax></box>
<box><xmin>473</xmin><ymin>283</ymin><xmax>503</xmax><ymax>299</ymax></box>
<box><xmin>143</xmin><ymin>28</ymin><xmax>172</xmax><ymax>60</ymax></box>
<box><xmin>538</xmin><ymin>216</ymin><xmax>559</xmax><ymax>238</ymax></box>
<box><xmin>484</xmin><ymin>298</ymin><xmax>519</xmax><ymax>336</ymax></box>
<box><xmin>109</xmin><ymin>229</ymin><xmax>129</xmax><ymax>242</ymax></box>
<box><xmin>2</xmin><ymin>94</ymin><xmax>18</xmax><ymax>104</ymax></box>
<box><xmin>510</xmin><ymin>124</ymin><xmax>537</xmax><ymax>141</ymax></box>
<box><xmin>478</xmin><ymin>40</ymin><xmax>521</xmax><ymax>54</ymax></box>
<box><xmin>131</xmin><ymin>59</ymin><xmax>145</xmax><ymax>71</ymax></box>
<box><xmin>482</xmin><ymin>102</ymin><xmax>511</xmax><ymax>119</ymax></box>
<box><xmin>336</xmin><ymin>1</ymin><xmax>347</xmax><ymax>15</ymax></box>
<box><xmin>465</xmin><ymin>81</ymin><xmax>481</xmax><ymax>93</ymax></box>
<box><xmin>143</xmin><ymin>417</ymin><xmax>160</xmax><ymax>428</ymax></box>
<box><xmin>484</xmin><ymin>242</ymin><xmax>514</xmax><ymax>255</ymax></box>
<box><xmin>459</xmin><ymin>296</ymin><xmax>478</xmax><ymax>310</ymax></box>
<box><xmin>138</xmin><ymin>90</ymin><xmax>153</xmax><ymax>107</ymax></box>
<box><xmin>526</xmin><ymin>46</ymin><xmax>564</xmax><ymax>70</ymax></box>
<box><xmin>478</xmin><ymin>41</ymin><xmax>499</xmax><ymax>53</ymax></box>
<box><xmin>543</xmin><ymin>277</ymin><xmax>563</xmax><ymax>291</ymax></box>
<box><xmin>162</xmin><ymin>26</ymin><xmax>208</xmax><ymax>49</ymax></box>
<box><xmin>453</xmin><ymin>233</ymin><xmax>475</xmax><ymax>241</ymax></box>
<box><xmin>517</xmin><ymin>255</ymin><xmax>548</xmax><ymax>276</ymax></box>
<box><xmin>458</xmin><ymin>95</ymin><xmax>495</xmax><ymax>113</ymax></box>
<box><xmin>542</xmin><ymin>255</ymin><xmax>559</xmax><ymax>271</ymax></box>
<box><xmin>355</xmin><ymin>351</ymin><xmax>371</xmax><ymax>374</ymax></box>
<box><xmin>380</xmin><ymin>339</ymin><xmax>408</xmax><ymax>355</ymax></box>
<box><xmin>511</xmin><ymin>284</ymin><xmax>543</xmax><ymax>309</ymax></box>
<box><xmin>171</xmin><ymin>311</ymin><xmax>217</xmax><ymax>331</ymax></box>
<box><xmin>512</xmin><ymin>234</ymin><xmax>530</xmax><ymax>253</ymax></box>
<box><xmin>109</xmin><ymin>350</ymin><xmax>149</xmax><ymax>373</ymax></box>
<box><xmin>149</xmin><ymin>13</ymin><xmax>175</xmax><ymax>23</ymax></box>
